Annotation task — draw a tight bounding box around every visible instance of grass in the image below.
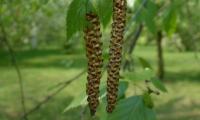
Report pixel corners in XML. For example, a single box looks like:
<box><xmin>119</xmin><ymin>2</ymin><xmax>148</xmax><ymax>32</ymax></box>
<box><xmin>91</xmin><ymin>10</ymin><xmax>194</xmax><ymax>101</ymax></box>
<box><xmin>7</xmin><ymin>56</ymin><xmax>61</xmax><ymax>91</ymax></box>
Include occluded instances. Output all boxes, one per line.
<box><xmin>0</xmin><ymin>46</ymin><xmax>200</xmax><ymax>120</ymax></box>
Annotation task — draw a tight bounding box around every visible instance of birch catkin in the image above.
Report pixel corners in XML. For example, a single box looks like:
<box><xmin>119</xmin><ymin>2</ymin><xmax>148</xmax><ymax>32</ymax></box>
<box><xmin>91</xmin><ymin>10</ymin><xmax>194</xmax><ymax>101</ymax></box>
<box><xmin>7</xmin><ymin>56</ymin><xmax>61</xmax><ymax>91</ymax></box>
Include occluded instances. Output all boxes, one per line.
<box><xmin>107</xmin><ymin>0</ymin><xmax>127</xmax><ymax>113</ymax></box>
<box><xmin>84</xmin><ymin>13</ymin><xmax>103</xmax><ymax>116</ymax></box>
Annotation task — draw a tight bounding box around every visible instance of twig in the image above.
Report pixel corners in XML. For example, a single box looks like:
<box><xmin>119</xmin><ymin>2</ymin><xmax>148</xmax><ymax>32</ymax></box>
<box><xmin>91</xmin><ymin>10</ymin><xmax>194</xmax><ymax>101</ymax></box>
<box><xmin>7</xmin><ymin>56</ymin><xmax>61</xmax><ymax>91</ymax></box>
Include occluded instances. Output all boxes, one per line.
<box><xmin>48</xmin><ymin>69</ymin><xmax>87</xmax><ymax>90</ymax></box>
<box><xmin>0</xmin><ymin>20</ymin><xmax>28</xmax><ymax>120</ymax></box>
<box><xmin>127</xmin><ymin>24</ymin><xmax>143</xmax><ymax>55</ymax></box>
<box><xmin>123</xmin><ymin>24</ymin><xmax>143</xmax><ymax>70</ymax></box>
<box><xmin>156</xmin><ymin>30</ymin><xmax>164</xmax><ymax>80</ymax></box>
<box><xmin>22</xmin><ymin>70</ymin><xmax>86</xmax><ymax>119</ymax></box>
<box><xmin>49</xmin><ymin>63</ymin><xmax>107</xmax><ymax>91</ymax></box>
<box><xmin>125</xmin><ymin>0</ymin><xmax>148</xmax><ymax>33</ymax></box>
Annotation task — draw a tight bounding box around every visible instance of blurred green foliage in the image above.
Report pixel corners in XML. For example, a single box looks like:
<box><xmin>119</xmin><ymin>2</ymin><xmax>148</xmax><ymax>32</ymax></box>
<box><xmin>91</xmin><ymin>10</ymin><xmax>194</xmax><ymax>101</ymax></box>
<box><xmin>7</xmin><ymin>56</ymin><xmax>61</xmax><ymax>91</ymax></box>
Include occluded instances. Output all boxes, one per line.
<box><xmin>0</xmin><ymin>0</ymin><xmax>199</xmax><ymax>51</ymax></box>
<box><xmin>0</xmin><ymin>0</ymin><xmax>70</xmax><ymax>49</ymax></box>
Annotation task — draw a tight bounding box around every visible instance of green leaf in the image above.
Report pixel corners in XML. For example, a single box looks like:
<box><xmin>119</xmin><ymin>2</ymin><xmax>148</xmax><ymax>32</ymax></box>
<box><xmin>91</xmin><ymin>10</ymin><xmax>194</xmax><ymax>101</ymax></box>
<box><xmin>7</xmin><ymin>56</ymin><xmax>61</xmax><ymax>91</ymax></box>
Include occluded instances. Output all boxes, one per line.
<box><xmin>63</xmin><ymin>92</ymin><xmax>87</xmax><ymax>112</ymax></box>
<box><xmin>151</xmin><ymin>78</ymin><xmax>167</xmax><ymax>92</ymax></box>
<box><xmin>142</xmin><ymin>92</ymin><xmax>154</xmax><ymax>109</ymax></box>
<box><xmin>143</xmin><ymin>68</ymin><xmax>154</xmax><ymax>79</ymax></box>
<box><xmin>125</xmin><ymin>68</ymin><xmax>154</xmax><ymax>82</ymax></box>
<box><xmin>162</xmin><ymin>3</ymin><xmax>177</xmax><ymax>37</ymax></box>
<box><xmin>96</xmin><ymin>0</ymin><xmax>113</xmax><ymax>27</ymax></box>
<box><xmin>138</xmin><ymin>57</ymin><xmax>152</xmax><ymax>69</ymax></box>
<box><xmin>107</xmin><ymin>96</ymin><xmax>157</xmax><ymax>120</ymax></box>
<box><xmin>117</xmin><ymin>81</ymin><xmax>129</xmax><ymax>100</ymax></box>
<box><xmin>136</xmin><ymin>0</ymin><xmax>158</xmax><ymax>34</ymax></box>
<box><xmin>66</xmin><ymin>0</ymin><xmax>87</xmax><ymax>40</ymax></box>
<box><xmin>143</xmin><ymin>10</ymin><xmax>157</xmax><ymax>34</ymax></box>
<box><xmin>146</xmin><ymin>0</ymin><xmax>158</xmax><ymax>17</ymax></box>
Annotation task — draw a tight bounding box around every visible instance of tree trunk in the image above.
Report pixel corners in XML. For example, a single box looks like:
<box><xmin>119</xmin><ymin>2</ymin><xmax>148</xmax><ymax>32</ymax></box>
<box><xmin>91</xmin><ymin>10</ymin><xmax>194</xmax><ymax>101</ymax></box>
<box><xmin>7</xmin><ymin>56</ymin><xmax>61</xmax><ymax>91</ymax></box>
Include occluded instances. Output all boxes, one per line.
<box><xmin>156</xmin><ymin>30</ymin><xmax>164</xmax><ymax>80</ymax></box>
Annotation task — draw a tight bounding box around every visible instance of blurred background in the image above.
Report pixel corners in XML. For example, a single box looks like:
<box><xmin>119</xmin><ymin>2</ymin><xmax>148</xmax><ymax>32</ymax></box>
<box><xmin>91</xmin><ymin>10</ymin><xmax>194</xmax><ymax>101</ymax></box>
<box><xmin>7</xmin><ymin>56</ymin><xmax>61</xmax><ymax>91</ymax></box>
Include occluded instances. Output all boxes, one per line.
<box><xmin>0</xmin><ymin>0</ymin><xmax>200</xmax><ymax>120</ymax></box>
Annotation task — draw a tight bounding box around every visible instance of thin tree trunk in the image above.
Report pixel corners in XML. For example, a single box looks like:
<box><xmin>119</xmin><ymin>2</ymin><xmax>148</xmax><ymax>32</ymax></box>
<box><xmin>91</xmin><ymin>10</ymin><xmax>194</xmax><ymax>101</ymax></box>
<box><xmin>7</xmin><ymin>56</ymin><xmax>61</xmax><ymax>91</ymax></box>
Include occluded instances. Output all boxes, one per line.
<box><xmin>156</xmin><ymin>30</ymin><xmax>164</xmax><ymax>80</ymax></box>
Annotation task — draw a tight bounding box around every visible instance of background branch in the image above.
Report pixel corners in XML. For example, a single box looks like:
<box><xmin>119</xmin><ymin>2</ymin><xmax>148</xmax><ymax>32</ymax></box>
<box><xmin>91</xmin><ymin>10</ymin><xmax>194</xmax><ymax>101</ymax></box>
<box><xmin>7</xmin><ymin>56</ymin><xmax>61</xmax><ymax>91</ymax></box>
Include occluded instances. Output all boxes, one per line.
<box><xmin>22</xmin><ymin>70</ymin><xmax>86</xmax><ymax>119</ymax></box>
<box><xmin>125</xmin><ymin>0</ymin><xmax>147</xmax><ymax>32</ymax></box>
<box><xmin>123</xmin><ymin>24</ymin><xmax>143</xmax><ymax>71</ymax></box>
<box><xmin>0</xmin><ymin>20</ymin><xmax>28</xmax><ymax>120</ymax></box>
<box><xmin>22</xmin><ymin>64</ymin><xmax>108</xmax><ymax>119</ymax></box>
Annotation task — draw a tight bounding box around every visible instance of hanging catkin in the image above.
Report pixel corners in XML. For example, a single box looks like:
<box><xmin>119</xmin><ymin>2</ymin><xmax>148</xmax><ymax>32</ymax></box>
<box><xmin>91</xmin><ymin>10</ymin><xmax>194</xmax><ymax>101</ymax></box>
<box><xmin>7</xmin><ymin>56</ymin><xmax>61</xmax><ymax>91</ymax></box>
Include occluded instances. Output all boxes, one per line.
<box><xmin>107</xmin><ymin>0</ymin><xmax>127</xmax><ymax>113</ymax></box>
<box><xmin>84</xmin><ymin>13</ymin><xmax>103</xmax><ymax>116</ymax></box>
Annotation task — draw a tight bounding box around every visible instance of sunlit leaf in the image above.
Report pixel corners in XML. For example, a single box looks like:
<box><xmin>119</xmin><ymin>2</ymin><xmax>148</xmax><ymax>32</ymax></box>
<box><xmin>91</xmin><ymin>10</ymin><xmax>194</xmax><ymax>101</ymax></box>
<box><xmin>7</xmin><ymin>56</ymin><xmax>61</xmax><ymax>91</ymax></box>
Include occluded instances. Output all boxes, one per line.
<box><xmin>125</xmin><ymin>68</ymin><xmax>154</xmax><ymax>82</ymax></box>
<box><xmin>63</xmin><ymin>92</ymin><xmax>87</xmax><ymax>112</ymax></box>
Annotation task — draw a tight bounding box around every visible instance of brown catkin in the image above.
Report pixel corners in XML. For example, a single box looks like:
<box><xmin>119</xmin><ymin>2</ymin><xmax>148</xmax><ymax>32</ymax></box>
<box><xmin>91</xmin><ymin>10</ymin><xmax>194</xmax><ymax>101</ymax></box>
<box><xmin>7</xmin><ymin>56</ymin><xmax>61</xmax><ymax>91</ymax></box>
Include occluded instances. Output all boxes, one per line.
<box><xmin>84</xmin><ymin>13</ymin><xmax>103</xmax><ymax>116</ymax></box>
<box><xmin>107</xmin><ymin>0</ymin><xmax>127</xmax><ymax>113</ymax></box>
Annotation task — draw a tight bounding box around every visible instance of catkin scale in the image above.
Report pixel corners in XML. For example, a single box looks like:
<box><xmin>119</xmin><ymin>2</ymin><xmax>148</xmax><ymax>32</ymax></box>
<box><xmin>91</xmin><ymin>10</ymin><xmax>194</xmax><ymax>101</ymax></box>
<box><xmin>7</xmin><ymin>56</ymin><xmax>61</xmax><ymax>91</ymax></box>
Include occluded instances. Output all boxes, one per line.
<box><xmin>107</xmin><ymin>0</ymin><xmax>127</xmax><ymax>113</ymax></box>
<box><xmin>84</xmin><ymin>13</ymin><xmax>103</xmax><ymax>116</ymax></box>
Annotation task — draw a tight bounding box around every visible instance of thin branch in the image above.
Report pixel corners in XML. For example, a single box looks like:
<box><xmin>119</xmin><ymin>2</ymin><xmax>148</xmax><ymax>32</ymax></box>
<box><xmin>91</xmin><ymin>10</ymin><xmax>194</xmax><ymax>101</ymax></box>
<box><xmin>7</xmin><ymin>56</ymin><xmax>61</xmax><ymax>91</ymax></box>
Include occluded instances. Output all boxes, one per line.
<box><xmin>22</xmin><ymin>70</ymin><xmax>86</xmax><ymax>119</ymax></box>
<box><xmin>128</xmin><ymin>24</ymin><xmax>143</xmax><ymax>54</ymax></box>
<box><xmin>0</xmin><ymin>21</ymin><xmax>28</xmax><ymax>120</ymax></box>
<box><xmin>125</xmin><ymin>0</ymin><xmax>148</xmax><ymax>33</ymax></box>
<box><xmin>22</xmin><ymin>63</ymin><xmax>108</xmax><ymax>119</ymax></box>
<box><xmin>48</xmin><ymin>70</ymin><xmax>86</xmax><ymax>91</ymax></box>
<box><xmin>123</xmin><ymin>24</ymin><xmax>143</xmax><ymax>70</ymax></box>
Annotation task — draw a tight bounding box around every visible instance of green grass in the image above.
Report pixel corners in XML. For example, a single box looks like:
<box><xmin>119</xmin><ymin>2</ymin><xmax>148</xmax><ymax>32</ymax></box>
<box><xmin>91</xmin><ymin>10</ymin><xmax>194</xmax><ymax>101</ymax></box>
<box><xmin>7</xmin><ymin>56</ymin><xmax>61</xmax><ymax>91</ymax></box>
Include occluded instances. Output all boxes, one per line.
<box><xmin>0</xmin><ymin>46</ymin><xmax>200</xmax><ymax>120</ymax></box>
